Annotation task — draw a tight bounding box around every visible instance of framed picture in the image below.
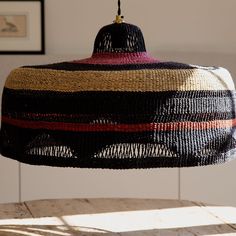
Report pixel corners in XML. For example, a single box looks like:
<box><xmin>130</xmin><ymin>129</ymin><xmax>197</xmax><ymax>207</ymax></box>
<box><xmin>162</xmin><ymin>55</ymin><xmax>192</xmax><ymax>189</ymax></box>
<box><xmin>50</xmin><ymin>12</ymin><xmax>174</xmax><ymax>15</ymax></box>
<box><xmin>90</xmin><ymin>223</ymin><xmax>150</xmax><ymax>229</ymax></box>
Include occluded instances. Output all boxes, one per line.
<box><xmin>0</xmin><ymin>0</ymin><xmax>45</xmax><ymax>54</ymax></box>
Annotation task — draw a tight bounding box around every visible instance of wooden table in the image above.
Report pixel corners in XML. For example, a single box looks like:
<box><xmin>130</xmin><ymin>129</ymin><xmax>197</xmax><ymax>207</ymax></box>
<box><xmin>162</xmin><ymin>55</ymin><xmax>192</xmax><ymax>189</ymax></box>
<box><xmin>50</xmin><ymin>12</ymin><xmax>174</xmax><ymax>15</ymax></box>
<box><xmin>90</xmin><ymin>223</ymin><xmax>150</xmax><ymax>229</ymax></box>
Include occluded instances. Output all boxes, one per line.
<box><xmin>0</xmin><ymin>199</ymin><xmax>236</xmax><ymax>235</ymax></box>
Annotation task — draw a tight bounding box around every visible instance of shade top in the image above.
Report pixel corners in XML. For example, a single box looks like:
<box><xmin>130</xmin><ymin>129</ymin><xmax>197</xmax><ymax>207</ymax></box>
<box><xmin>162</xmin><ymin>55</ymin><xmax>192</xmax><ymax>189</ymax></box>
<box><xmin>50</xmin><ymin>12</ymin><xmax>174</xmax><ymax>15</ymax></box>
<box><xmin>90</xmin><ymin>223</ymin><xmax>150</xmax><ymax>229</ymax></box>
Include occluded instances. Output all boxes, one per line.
<box><xmin>93</xmin><ymin>23</ymin><xmax>147</xmax><ymax>54</ymax></box>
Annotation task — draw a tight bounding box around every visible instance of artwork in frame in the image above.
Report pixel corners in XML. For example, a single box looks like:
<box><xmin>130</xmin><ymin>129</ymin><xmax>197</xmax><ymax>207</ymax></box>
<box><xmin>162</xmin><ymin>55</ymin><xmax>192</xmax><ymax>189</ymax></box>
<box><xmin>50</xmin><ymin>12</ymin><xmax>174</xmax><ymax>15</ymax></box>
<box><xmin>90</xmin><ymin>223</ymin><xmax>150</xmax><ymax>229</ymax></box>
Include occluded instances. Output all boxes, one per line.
<box><xmin>0</xmin><ymin>0</ymin><xmax>45</xmax><ymax>54</ymax></box>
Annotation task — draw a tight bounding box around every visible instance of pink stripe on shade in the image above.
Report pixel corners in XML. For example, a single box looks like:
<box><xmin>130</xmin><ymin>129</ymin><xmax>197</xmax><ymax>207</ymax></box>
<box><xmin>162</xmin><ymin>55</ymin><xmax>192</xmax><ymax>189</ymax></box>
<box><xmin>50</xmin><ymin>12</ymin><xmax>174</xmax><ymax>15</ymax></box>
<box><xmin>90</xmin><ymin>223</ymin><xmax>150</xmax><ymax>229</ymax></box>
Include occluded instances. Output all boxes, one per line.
<box><xmin>72</xmin><ymin>52</ymin><xmax>160</xmax><ymax>65</ymax></box>
<box><xmin>2</xmin><ymin>116</ymin><xmax>236</xmax><ymax>133</ymax></box>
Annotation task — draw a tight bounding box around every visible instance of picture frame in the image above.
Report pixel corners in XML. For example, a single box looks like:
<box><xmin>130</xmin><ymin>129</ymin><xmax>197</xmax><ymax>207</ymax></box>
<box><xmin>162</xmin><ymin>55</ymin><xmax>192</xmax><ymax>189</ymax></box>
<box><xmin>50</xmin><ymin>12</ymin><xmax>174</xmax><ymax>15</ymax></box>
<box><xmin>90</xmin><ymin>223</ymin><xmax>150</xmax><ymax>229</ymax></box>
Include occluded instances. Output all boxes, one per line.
<box><xmin>0</xmin><ymin>0</ymin><xmax>45</xmax><ymax>54</ymax></box>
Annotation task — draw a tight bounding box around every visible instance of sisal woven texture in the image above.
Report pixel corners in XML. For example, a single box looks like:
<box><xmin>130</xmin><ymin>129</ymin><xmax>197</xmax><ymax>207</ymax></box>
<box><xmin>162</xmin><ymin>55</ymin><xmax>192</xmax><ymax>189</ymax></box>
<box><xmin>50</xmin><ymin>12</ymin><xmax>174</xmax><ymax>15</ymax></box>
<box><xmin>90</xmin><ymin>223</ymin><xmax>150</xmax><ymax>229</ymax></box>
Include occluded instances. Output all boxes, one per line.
<box><xmin>1</xmin><ymin>23</ymin><xmax>236</xmax><ymax>169</ymax></box>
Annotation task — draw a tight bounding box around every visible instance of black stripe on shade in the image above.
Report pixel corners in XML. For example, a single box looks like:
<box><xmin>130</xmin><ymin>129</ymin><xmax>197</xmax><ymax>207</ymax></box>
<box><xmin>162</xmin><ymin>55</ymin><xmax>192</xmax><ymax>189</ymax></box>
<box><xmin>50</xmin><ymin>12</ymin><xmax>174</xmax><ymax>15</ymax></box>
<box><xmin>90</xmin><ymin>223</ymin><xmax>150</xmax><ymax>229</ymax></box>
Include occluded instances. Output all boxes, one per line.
<box><xmin>2</xmin><ymin>151</ymin><xmax>235</xmax><ymax>169</ymax></box>
<box><xmin>1</xmin><ymin>124</ymin><xmax>235</xmax><ymax>169</ymax></box>
<box><xmin>3</xmin><ymin>111</ymin><xmax>235</xmax><ymax>124</ymax></box>
<box><xmin>2</xmin><ymin>89</ymin><xmax>236</xmax><ymax>119</ymax></box>
<box><xmin>22</xmin><ymin>61</ymin><xmax>199</xmax><ymax>71</ymax></box>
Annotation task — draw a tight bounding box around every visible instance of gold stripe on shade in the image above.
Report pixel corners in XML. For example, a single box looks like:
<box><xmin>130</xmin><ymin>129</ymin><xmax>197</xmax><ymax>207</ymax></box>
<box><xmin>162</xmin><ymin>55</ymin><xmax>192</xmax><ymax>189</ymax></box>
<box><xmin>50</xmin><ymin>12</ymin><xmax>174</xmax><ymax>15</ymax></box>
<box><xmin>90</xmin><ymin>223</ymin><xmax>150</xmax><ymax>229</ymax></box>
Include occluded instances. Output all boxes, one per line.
<box><xmin>5</xmin><ymin>67</ymin><xmax>234</xmax><ymax>92</ymax></box>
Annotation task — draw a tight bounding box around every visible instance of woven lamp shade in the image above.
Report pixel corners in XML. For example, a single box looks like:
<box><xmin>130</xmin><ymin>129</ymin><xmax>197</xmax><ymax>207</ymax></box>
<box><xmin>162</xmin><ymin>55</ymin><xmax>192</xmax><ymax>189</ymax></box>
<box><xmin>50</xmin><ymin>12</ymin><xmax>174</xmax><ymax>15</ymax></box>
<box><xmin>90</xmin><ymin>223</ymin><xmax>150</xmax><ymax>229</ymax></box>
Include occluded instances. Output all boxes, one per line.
<box><xmin>1</xmin><ymin>21</ymin><xmax>236</xmax><ymax>169</ymax></box>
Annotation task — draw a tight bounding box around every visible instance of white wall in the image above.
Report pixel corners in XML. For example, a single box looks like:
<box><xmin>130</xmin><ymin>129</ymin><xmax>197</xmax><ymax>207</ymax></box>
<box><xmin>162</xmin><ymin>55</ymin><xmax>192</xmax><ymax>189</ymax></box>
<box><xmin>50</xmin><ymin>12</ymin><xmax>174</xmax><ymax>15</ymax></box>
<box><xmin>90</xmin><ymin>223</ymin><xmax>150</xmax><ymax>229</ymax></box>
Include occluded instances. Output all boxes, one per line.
<box><xmin>0</xmin><ymin>0</ymin><xmax>236</xmax><ymax>205</ymax></box>
<box><xmin>44</xmin><ymin>0</ymin><xmax>236</xmax><ymax>55</ymax></box>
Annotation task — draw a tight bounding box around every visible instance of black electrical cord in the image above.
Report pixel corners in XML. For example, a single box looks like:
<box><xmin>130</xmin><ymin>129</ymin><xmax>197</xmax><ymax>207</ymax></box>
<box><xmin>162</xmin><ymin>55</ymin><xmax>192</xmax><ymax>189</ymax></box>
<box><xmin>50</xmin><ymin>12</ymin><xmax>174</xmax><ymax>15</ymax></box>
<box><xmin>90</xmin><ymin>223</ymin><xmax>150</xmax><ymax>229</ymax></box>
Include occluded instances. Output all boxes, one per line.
<box><xmin>118</xmin><ymin>0</ymin><xmax>121</xmax><ymax>16</ymax></box>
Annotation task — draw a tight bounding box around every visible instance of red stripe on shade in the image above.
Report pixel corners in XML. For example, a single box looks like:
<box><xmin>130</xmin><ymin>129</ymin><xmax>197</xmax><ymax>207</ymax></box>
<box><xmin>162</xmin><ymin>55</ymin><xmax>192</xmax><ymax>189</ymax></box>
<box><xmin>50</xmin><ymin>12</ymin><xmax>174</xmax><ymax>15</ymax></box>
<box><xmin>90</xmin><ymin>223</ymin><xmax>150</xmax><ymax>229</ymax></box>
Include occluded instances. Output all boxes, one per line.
<box><xmin>72</xmin><ymin>52</ymin><xmax>160</xmax><ymax>65</ymax></box>
<box><xmin>2</xmin><ymin>116</ymin><xmax>236</xmax><ymax>132</ymax></box>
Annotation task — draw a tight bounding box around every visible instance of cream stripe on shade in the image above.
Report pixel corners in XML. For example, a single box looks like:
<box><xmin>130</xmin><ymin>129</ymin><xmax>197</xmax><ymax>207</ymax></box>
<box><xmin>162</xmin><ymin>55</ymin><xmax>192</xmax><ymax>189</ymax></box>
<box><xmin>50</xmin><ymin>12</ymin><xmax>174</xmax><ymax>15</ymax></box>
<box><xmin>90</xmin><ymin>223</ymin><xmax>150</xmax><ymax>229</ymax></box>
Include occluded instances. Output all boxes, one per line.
<box><xmin>5</xmin><ymin>67</ymin><xmax>234</xmax><ymax>92</ymax></box>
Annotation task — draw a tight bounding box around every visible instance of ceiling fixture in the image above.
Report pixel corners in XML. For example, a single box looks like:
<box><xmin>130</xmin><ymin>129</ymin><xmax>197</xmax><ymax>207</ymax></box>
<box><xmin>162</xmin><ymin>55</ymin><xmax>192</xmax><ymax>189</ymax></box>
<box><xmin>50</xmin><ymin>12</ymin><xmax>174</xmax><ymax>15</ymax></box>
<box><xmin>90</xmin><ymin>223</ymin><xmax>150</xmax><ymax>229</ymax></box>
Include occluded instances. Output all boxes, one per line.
<box><xmin>1</xmin><ymin>0</ymin><xmax>236</xmax><ymax>169</ymax></box>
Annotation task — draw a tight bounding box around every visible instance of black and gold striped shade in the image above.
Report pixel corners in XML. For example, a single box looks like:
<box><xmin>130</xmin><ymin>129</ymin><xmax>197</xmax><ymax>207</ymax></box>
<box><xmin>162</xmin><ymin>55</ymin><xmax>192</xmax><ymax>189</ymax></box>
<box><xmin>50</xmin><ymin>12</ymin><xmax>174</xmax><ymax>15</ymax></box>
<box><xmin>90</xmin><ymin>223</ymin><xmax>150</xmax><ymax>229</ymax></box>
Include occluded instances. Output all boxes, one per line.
<box><xmin>1</xmin><ymin>21</ymin><xmax>236</xmax><ymax>169</ymax></box>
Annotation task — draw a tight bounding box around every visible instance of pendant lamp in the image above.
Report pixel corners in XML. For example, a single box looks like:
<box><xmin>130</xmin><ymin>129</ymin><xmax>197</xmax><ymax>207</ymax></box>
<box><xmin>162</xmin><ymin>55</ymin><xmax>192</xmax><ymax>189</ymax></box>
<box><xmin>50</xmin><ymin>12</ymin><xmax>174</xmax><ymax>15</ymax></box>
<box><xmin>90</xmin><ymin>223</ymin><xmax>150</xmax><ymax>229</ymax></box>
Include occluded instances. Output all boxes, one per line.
<box><xmin>1</xmin><ymin>1</ymin><xmax>236</xmax><ymax>169</ymax></box>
